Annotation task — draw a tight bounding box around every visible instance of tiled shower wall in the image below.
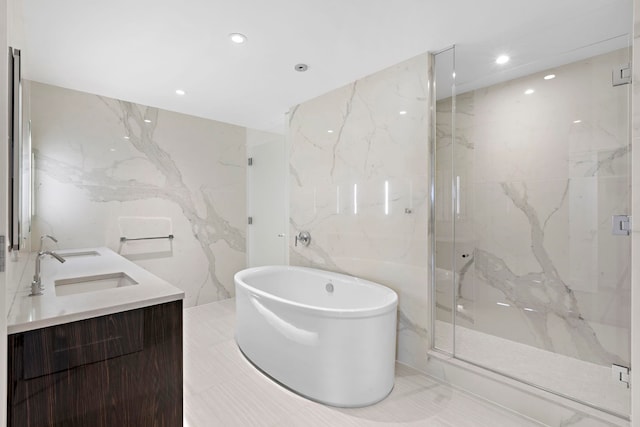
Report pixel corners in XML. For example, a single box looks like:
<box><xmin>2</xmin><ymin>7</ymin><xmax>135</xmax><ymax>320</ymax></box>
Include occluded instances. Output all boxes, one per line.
<box><xmin>436</xmin><ymin>49</ymin><xmax>631</xmax><ymax>368</ymax></box>
<box><xmin>29</xmin><ymin>81</ymin><xmax>246</xmax><ymax>307</ymax></box>
<box><xmin>288</xmin><ymin>54</ymin><xmax>430</xmax><ymax>368</ymax></box>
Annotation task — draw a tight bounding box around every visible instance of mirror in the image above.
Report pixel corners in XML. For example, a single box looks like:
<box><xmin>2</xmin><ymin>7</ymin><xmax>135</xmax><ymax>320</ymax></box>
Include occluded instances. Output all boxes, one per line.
<box><xmin>8</xmin><ymin>46</ymin><xmax>21</xmax><ymax>250</ymax></box>
<box><xmin>7</xmin><ymin>46</ymin><xmax>32</xmax><ymax>252</ymax></box>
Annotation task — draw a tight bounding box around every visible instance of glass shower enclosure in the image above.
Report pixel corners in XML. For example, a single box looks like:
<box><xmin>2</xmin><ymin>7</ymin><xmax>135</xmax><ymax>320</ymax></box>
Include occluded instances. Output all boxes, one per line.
<box><xmin>432</xmin><ymin>2</ymin><xmax>632</xmax><ymax>418</ymax></box>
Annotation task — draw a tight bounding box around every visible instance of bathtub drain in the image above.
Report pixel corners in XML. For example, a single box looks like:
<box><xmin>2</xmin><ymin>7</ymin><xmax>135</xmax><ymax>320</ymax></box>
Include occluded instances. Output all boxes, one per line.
<box><xmin>325</xmin><ymin>283</ymin><xmax>334</xmax><ymax>293</ymax></box>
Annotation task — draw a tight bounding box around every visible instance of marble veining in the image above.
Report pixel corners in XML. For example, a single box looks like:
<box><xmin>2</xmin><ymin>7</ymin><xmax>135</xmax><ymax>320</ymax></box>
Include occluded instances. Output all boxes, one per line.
<box><xmin>30</xmin><ymin>82</ymin><xmax>246</xmax><ymax>305</ymax></box>
<box><xmin>397</xmin><ymin>308</ymin><xmax>429</xmax><ymax>340</ymax></box>
<box><xmin>289</xmin><ymin>54</ymin><xmax>430</xmax><ymax>368</ymax></box>
<box><xmin>435</xmin><ymin>48</ymin><xmax>631</xmax><ymax>414</ymax></box>
<box><xmin>489</xmin><ymin>181</ymin><xmax>621</xmax><ymax>364</ymax></box>
<box><xmin>583</xmin><ymin>146</ymin><xmax>629</xmax><ymax>177</ymax></box>
<box><xmin>329</xmin><ymin>82</ymin><xmax>358</xmax><ymax>177</ymax></box>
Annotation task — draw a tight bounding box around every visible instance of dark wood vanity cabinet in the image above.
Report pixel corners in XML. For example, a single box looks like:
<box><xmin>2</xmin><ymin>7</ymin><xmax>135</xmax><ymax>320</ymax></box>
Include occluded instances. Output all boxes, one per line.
<box><xmin>7</xmin><ymin>300</ymin><xmax>183</xmax><ymax>427</ymax></box>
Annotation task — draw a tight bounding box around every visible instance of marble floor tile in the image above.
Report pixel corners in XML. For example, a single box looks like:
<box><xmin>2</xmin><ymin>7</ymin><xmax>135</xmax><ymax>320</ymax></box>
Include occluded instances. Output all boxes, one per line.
<box><xmin>183</xmin><ymin>300</ymin><xmax>544</xmax><ymax>427</ymax></box>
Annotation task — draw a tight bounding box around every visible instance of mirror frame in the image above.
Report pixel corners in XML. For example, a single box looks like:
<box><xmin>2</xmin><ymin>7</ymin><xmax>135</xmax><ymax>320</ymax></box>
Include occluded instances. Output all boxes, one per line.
<box><xmin>8</xmin><ymin>47</ymin><xmax>22</xmax><ymax>251</ymax></box>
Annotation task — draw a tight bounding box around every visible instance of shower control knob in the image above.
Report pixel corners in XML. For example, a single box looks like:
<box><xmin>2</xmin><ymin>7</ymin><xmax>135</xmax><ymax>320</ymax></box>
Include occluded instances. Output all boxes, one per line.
<box><xmin>295</xmin><ymin>231</ymin><xmax>311</xmax><ymax>247</ymax></box>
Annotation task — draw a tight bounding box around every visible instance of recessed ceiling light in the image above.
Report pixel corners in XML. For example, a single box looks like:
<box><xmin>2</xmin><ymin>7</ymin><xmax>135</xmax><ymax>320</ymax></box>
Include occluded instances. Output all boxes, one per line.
<box><xmin>327</xmin><ymin>130</ymin><xmax>334</xmax><ymax>133</ymax></box>
<box><xmin>175</xmin><ymin>89</ymin><xmax>186</xmax><ymax>96</ymax></box>
<box><xmin>573</xmin><ymin>119</ymin><xmax>582</xmax><ymax>124</ymax></box>
<box><xmin>109</xmin><ymin>148</ymin><xmax>116</xmax><ymax>152</ymax></box>
<box><xmin>524</xmin><ymin>89</ymin><xmax>535</xmax><ymax>95</ymax></box>
<box><xmin>496</xmin><ymin>55</ymin><xmax>510</xmax><ymax>65</ymax></box>
<box><xmin>144</xmin><ymin>119</ymin><xmax>152</xmax><ymax>123</ymax></box>
<box><xmin>399</xmin><ymin>110</ymin><xmax>407</xmax><ymax>115</ymax></box>
<box><xmin>544</xmin><ymin>74</ymin><xmax>556</xmax><ymax>80</ymax></box>
<box><xmin>229</xmin><ymin>33</ymin><xmax>247</xmax><ymax>44</ymax></box>
<box><xmin>123</xmin><ymin>136</ymin><xmax>130</xmax><ymax>140</ymax></box>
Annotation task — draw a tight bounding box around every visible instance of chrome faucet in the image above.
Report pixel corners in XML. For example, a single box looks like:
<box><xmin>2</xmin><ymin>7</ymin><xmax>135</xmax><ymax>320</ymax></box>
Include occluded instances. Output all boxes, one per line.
<box><xmin>30</xmin><ymin>250</ymin><xmax>65</xmax><ymax>296</ymax></box>
<box><xmin>39</xmin><ymin>234</ymin><xmax>58</xmax><ymax>253</ymax></box>
<box><xmin>295</xmin><ymin>231</ymin><xmax>311</xmax><ymax>247</ymax></box>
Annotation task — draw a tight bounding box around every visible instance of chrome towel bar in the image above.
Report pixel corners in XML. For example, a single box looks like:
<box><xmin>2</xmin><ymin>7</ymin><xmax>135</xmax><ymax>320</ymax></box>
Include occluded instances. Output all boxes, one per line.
<box><xmin>120</xmin><ymin>234</ymin><xmax>174</xmax><ymax>242</ymax></box>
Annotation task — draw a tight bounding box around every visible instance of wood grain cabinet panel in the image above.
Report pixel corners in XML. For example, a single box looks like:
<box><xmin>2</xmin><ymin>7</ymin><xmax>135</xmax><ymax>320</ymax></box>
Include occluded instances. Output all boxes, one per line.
<box><xmin>7</xmin><ymin>301</ymin><xmax>183</xmax><ymax>427</ymax></box>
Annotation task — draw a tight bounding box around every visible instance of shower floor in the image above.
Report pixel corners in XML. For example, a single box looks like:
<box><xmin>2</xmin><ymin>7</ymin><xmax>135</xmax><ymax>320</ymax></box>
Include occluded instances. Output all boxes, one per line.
<box><xmin>183</xmin><ymin>299</ymin><xmax>544</xmax><ymax>426</ymax></box>
<box><xmin>435</xmin><ymin>320</ymin><xmax>629</xmax><ymax>417</ymax></box>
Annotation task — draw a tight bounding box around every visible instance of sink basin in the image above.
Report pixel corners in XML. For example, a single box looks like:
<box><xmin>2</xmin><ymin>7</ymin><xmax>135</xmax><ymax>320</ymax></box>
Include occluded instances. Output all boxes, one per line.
<box><xmin>54</xmin><ymin>272</ymin><xmax>138</xmax><ymax>296</ymax></box>
<box><xmin>55</xmin><ymin>251</ymin><xmax>101</xmax><ymax>258</ymax></box>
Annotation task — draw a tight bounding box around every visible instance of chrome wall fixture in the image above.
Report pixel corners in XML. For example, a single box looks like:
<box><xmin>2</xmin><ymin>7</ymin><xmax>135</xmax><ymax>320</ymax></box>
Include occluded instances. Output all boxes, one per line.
<box><xmin>295</xmin><ymin>231</ymin><xmax>311</xmax><ymax>247</ymax></box>
<box><xmin>120</xmin><ymin>234</ymin><xmax>175</xmax><ymax>242</ymax></box>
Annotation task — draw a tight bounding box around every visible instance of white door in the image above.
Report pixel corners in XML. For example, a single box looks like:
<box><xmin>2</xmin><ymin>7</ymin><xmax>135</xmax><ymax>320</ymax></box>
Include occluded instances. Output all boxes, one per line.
<box><xmin>247</xmin><ymin>132</ymin><xmax>287</xmax><ymax>266</ymax></box>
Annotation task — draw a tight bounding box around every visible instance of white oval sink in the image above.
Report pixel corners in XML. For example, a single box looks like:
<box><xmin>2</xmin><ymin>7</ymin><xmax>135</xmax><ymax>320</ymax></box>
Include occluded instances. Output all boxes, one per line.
<box><xmin>55</xmin><ymin>272</ymin><xmax>138</xmax><ymax>296</ymax></box>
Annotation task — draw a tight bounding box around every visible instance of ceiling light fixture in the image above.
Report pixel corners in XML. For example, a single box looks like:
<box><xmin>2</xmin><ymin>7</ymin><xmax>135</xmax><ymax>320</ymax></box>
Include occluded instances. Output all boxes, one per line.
<box><xmin>144</xmin><ymin>119</ymin><xmax>152</xmax><ymax>123</ymax></box>
<box><xmin>229</xmin><ymin>33</ymin><xmax>247</xmax><ymax>44</ymax></box>
<box><xmin>123</xmin><ymin>136</ymin><xmax>130</xmax><ymax>140</ymax></box>
<box><xmin>524</xmin><ymin>89</ymin><xmax>535</xmax><ymax>95</ymax></box>
<box><xmin>327</xmin><ymin>130</ymin><xmax>334</xmax><ymax>133</ymax></box>
<box><xmin>544</xmin><ymin>74</ymin><xmax>556</xmax><ymax>80</ymax></box>
<box><xmin>399</xmin><ymin>110</ymin><xmax>407</xmax><ymax>115</ymax></box>
<box><xmin>495</xmin><ymin>55</ymin><xmax>510</xmax><ymax>65</ymax></box>
<box><xmin>573</xmin><ymin>119</ymin><xmax>582</xmax><ymax>124</ymax></box>
<box><xmin>175</xmin><ymin>89</ymin><xmax>186</xmax><ymax>95</ymax></box>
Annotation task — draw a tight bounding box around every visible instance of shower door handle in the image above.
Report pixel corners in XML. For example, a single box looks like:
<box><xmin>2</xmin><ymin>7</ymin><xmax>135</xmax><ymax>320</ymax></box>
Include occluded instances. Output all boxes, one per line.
<box><xmin>612</xmin><ymin>215</ymin><xmax>631</xmax><ymax>236</ymax></box>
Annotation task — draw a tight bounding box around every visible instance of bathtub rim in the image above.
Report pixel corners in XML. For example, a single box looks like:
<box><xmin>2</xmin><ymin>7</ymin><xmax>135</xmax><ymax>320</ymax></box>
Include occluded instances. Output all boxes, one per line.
<box><xmin>234</xmin><ymin>265</ymin><xmax>398</xmax><ymax>318</ymax></box>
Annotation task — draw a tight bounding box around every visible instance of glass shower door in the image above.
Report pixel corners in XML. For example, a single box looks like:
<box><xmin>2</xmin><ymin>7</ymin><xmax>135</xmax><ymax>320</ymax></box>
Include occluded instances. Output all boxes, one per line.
<box><xmin>434</xmin><ymin>30</ymin><xmax>632</xmax><ymax>417</ymax></box>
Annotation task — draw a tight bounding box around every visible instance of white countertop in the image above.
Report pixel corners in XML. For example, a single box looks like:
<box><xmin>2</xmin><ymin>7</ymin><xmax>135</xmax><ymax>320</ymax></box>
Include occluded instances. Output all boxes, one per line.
<box><xmin>7</xmin><ymin>247</ymin><xmax>184</xmax><ymax>334</ymax></box>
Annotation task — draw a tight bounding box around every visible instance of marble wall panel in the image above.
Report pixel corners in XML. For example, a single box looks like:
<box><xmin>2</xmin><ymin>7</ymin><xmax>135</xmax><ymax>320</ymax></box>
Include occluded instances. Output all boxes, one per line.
<box><xmin>29</xmin><ymin>82</ymin><xmax>246</xmax><ymax>307</ymax></box>
<box><xmin>288</xmin><ymin>54</ymin><xmax>430</xmax><ymax>369</ymax></box>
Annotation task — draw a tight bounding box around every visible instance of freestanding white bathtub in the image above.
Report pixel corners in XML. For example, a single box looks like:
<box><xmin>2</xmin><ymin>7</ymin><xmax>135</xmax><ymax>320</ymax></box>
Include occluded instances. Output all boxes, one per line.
<box><xmin>234</xmin><ymin>265</ymin><xmax>398</xmax><ymax>407</ymax></box>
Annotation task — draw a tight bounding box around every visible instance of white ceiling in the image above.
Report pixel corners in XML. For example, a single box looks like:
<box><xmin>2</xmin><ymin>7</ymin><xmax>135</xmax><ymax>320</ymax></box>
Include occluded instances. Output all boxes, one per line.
<box><xmin>16</xmin><ymin>0</ymin><xmax>632</xmax><ymax>133</ymax></box>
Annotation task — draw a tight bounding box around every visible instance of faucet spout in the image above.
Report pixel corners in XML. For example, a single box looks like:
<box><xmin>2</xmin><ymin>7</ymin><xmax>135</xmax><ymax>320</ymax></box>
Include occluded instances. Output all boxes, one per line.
<box><xmin>30</xmin><ymin>250</ymin><xmax>66</xmax><ymax>296</ymax></box>
<box><xmin>48</xmin><ymin>251</ymin><xmax>66</xmax><ymax>263</ymax></box>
